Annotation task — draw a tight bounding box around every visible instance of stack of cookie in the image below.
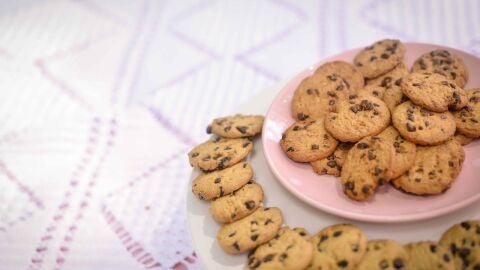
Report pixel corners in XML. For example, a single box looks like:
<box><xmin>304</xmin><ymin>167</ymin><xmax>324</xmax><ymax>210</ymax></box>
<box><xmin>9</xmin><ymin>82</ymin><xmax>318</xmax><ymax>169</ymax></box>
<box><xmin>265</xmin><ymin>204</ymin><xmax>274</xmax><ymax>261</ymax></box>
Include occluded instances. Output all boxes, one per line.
<box><xmin>281</xmin><ymin>39</ymin><xmax>479</xmax><ymax>202</ymax></box>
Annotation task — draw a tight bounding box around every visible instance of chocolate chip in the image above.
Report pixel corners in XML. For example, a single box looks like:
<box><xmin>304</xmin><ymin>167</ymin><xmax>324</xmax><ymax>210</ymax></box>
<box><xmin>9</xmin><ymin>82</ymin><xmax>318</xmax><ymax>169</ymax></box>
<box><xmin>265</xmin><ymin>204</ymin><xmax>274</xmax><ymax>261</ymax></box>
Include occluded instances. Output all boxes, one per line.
<box><xmin>250</xmin><ymin>234</ymin><xmax>259</xmax><ymax>241</ymax></box>
<box><xmin>191</xmin><ymin>152</ymin><xmax>199</xmax><ymax>158</ymax></box>
<box><xmin>202</xmin><ymin>155</ymin><xmax>211</xmax><ymax>161</ymax></box>
<box><xmin>350</xmin><ymin>105</ymin><xmax>360</xmax><ymax>113</ymax></box>
<box><xmin>245</xmin><ymin>200</ymin><xmax>255</xmax><ymax>210</ymax></box>
<box><xmin>370</xmin><ymin>56</ymin><xmax>377</xmax><ymax>62</ymax></box>
<box><xmin>206</xmin><ymin>125</ymin><xmax>212</xmax><ymax>134</ymax></box>
<box><xmin>448</xmin><ymin>161</ymin><xmax>454</xmax><ymax>167</ymax></box>
<box><xmin>264</xmin><ymin>219</ymin><xmax>274</xmax><ymax>225</ymax></box>
<box><xmin>430</xmin><ymin>244</ymin><xmax>437</xmax><ymax>253</ymax></box>
<box><xmin>459</xmin><ymin>248</ymin><xmax>470</xmax><ymax>258</ymax></box>
<box><xmin>320</xmin><ymin>235</ymin><xmax>329</xmax><ymax>242</ymax></box>
<box><xmin>379</xmin><ymin>259</ymin><xmax>389</xmax><ymax>268</ymax></box>
<box><xmin>232</xmin><ymin>242</ymin><xmax>240</xmax><ymax>251</ymax></box>
<box><xmin>407</xmin><ymin>114</ymin><xmax>414</xmax><ymax>121</ymax></box>
<box><xmin>443</xmin><ymin>253</ymin><xmax>450</xmax><ymax>262</ymax></box>
<box><xmin>327</xmin><ymin>91</ymin><xmax>336</xmax><ymax>97</ymax></box>
<box><xmin>263</xmin><ymin>254</ymin><xmax>274</xmax><ymax>262</ymax></box>
<box><xmin>345</xmin><ymin>181</ymin><xmax>354</xmax><ymax>190</ymax></box>
<box><xmin>395</xmin><ymin>78</ymin><xmax>402</xmax><ymax>86</ymax></box>
<box><xmin>214</xmin><ymin>177</ymin><xmax>221</xmax><ymax>184</ymax></box>
<box><xmin>349</xmin><ymin>94</ymin><xmax>358</xmax><ymax>99</ymax></box>
<box><xmin>279</xmin><ymin>253</ymin><xmax>287</xmax><ymax>262</ymax></box>
<box><xmin>357</xmin><ymin>142</ymin><xmax>369</xmax><ymax>149</ymax></box>
<box><xmin>351</xmin><ymin>244</ymin><xmax>359</xmax><ymax>252</ymax></box>
<box><xmin>230</xmin><ymin>213</ymin><xmax>236</xmax><ymax>219</ymax></box>
<box><xmin>297</xmin><ymin>113</ymin><xmax>308</xmax><ymax>120</ymax></box>
<box><xmin>286</xmin><ymin>147</ymin><xmax>294</xmax><ymax>152</ymax></box>
<box><xmin>362</xmin><ymin>185</ymin><xmax>370</xmax><ymax>194</ymax></box>
<box><xmin>373</xmin><ymin>167</ymin><xmax>382</xmax><ymax>176</ymax></box>
<box><xmin>224</xmin><ymin>126</ymin><xmax>231</xmax><ymax>132</ymax></box>
<box><xmin>378</xmin><ymin>178</ymin><xmax>385</xmax><ymax>185</ymax></box>
<box><xmin>327</xmin><ymin>160</ymin><xmax>337</xmax><ymax>168</ymax></box>
<box><xmin>248</xmin><ymin>257</ymin><xmax>261</xmax><ymax>268</ymax></box>
<box><xmin>243</xmin><ymin>142</ymin><xmax>251</xmax><ymax>148</ymax></box>
<box><xmin>406</xmin><ymin>123</ymin><xmax>416</xmax><ymax>132</ymax></box>
<box><xmin>251</xmin><ymin>220</ymin><xmax>258</xmax><ymax>225</ymax></box>
<box><xmin>228</xmin><ymin>231</ymin><xmax>236</xmax><ymax>237</ymax></box>
<box><xmin>299</xmin><ymin>231</ymin><xmax>306</xmax><ymax>236</ymax></box>
<box><xmin>393</xmin><ymin>258</ymin><xmax>404</xmax><ymax>268</ymax></box>
<box><xmin>381</xmin><ymin>53</ymin><xmax>389</xmax><ymax>59</ymax></box>
<box><xmin>307</xmin><ymin>88</ymin><xmax>314</xmax><ymax>95</ymax></box>
<box><xmin>367</xmin><ymin>150</ymin><xmax>376</xmax><ymax>160</ymax></box>
<box><xmin>412</xmin><ymin>83</ymin><xmax>422</xmax><ymax>87</ymax></box>
<box><xmin>333</xmin><ymin>231</ymin><xmax>342</xmax><ymax>237</ymax></box>
<box><xmin>336</xmin><ymin>84</ymin><xmax>344</xmax><ymax>91</ymax></box>
<box><xmin>451</xmin><ymin>72</ymin><xmax>457</xmax><ymax>79</ymax></box>
<box><xmin>329</xmin><ymin>99</ymin><xmax>336</xmax><ymax>106</ymax></box>
<box><xmin>381</xmin><ymin>77</ymin><xmax>392</xmax><ymax>87</ymax></box>
<box><xmin>236</xmin><ymin>126</ymin><xmax>248</xmax><ymax>134</ymax></box>
<box><xmin>337</xmin><ymin>260</ymin><xmax>348</xmax><ymax>268</ymax></box>
<box><xmin>327</xmin><ymin>74</ymin><xmax>337</xmax><ymax>81</ymax></box>
<box><xmin>461</xmin><ymin>221</ymin><xmax>471</xmax><ymax>230</ymax></box>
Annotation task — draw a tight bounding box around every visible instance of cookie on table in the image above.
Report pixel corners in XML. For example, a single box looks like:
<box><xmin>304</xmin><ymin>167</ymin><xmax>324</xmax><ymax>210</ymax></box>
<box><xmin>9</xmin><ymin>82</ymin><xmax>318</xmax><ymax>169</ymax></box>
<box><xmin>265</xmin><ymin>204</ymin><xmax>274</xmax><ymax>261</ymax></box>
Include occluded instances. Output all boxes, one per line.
<box><xmin>247</xmin><ymin>227</ymin><xmax>313</xmax><ymax>270</ymax></box>
<box><xmin>401</xmin><ymin>72</ymin><xmax>467</xmax><ymax>112</ymax></box>
<box><xmin>357</xmin><ymin>240</ymin><xmax>411</xmax><ymax>270</ymax></box>
<box><xmin>192</xmin><ymin>162</ymin><xmax>253</xmax><ymax>200</ymax></box>
<box><xmin>353</xmin><ymin>39</ymin><xmax>406</xmax><ymax>79</ymax></box>
<box><xmin>392</xmin><ymin>101</ymin><xmax>456</xmax><ymax>146</ymax></box>
<box><xmin>405</xmin><ymin>241</ymin><xmax>455</xmax><ymax>270</ymax></box>
<box><xmin>411</xmin><ymin>49</ymin><xmax>469</xmax><ymax>87</ymax></box>
<box><xmin>313</xmin><ymin>61</ymin><xmax>365</xmax><ymax>91</ymax></box>
<box><xmin>280</xmin><ymin>118</ymin><xmax>338</xmax><ymax>162</ymax></box>
<box><xmin>309</xmin><ymin>224</ymin><xmax>368</xmax><ymax>270</ymax></box>
<box><xmin>310</xmin><ymin>142</ymin><xmax>354</xmax><ymax>176</ymax></box>
<box><xmin>453</xmin><ymin>88</ymin><xmax>480</xmax><ymax>138</ymax></box>
<box><xmin>208</xmin><ymin>114</ymin><xmax>264</xmax><ymax>138</ymax></box>
<box><xmin>188</xmin><ymin>137</ymin><xmax>253</xmax><ymax>172</ymax></box>
<box><xmin>324</xmin><ymin>95</ymin><xmax>390</xmax><ymax>142</ymax></box>
<box><xmin>391</xmin><ymin>139</ymin><xmax>464</xmax><ymax>195</ymax></box>
<box><xmin>210</xmin><ymin>182</ymin><xmax>263</xmax><ymax>223</ymax></box>
<box><xmin>377</xmin><ymin>126</ymin><xmax>416</xmax><ymax>179</ymax></box>
<box><xmin>291</xmin><ymin>71</ymin><xmax>352</xmax><ymax>121</ymax></box>
<box><xmin>341</xmin><ymin>136</ymin><xmax>395</xmax><ymax>201</ymax></box>
<box><xmin>439</xmin><ymin>220</ymin><xmax>480</xmax><ymax>270</ymax></box>
<box><xmin>454</xmin><ymin>132</ymin><xmax>475</xmax><ymax>146</ymax></box>
<box><xmin>217</xmin><ymin>207</ymin><xmax>283</xmax><ymax>254</ymax></box>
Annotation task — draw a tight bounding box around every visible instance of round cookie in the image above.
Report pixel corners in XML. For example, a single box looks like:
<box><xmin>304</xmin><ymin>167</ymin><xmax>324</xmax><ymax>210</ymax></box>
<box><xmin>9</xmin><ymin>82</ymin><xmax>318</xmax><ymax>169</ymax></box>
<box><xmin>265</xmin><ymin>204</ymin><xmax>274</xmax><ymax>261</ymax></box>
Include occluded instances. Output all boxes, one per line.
<box><xmin>188</xmin><ymin>137</ymin><xmax>253</xmax><ymax>172</ymax></box>
<box><xmin>454</xmin><ymin>132</ymin><xmax>475</xmax><ymax>146</ymax></box>
<box><xmin>217</xmin><ymin>207</ymin><xmax>283</xmax><ymax>254</ymax></box>
<box><xmin>314</xmin><ymin>61</ymin><xmax>365</xmax><ymax>91</ymax></box>
<box><xmin>324</xmin><ymin>95</ymin><xmax>390</xmax><ymax>142</ymax></box>
<box><xmin>405</xmin><ymin>241</ymin><xmax>455</xmax><ymax>270</ymax></box>
<box><xmin>309</xmin><ymin>224</ymin><xmax>368</xmax><ymax>270</ymax></box>
<box><xmin>291</xmin><ymin>71</ymin><xmax>353</xmax><ymax>120</ymax></box>
<box><xmin>359</xmin><ymin>63</ymin><xmax>409</xmax><ymax>102</ymax></box>
<box><xmin>392</xmin><ymin>139</ymin><xmax>465</xmax><ymax>195</ymax></box>
<box><xmin>357</xmin><ymin>239</ymin><xmax>411</xmax><ymax>270</ymax></box>
<box><xmin>392</xmin><ymin>101</ymin><xmax>456</xmax><ymax>145</ymax></box>
<box><xmin>453</xmin><ymin>88</ymin><xmax>480</xmax><ymax>138</ymax></box>
<box><xmin>412</xmin><ymin>49</ymin><xmax>469</xmax><ymax>87</ymax></box>
<box><xmin>280</xmin><ymin>118</ymin><xmax>338</xmax><ymax>162</ymax></box>
<box><xmin>377</xmin><ymin>126</ymin><xmax>416</xmax><ymax>179</ymax></box>
<box><xmin>401</xmin><ymin>72</ymin><xmax>468</xmax><ymax>112</ymax></box>
<box><xmin>341</xmin><ymin>136</ymin><xmax>395</xmax><ymax>201</ymax></box>
<box><xmin>247</xmin><ymin>227</ymin><xmax>313</xmax><ymax>270</ymax></box>
<box><xmin>310</xmin><ymin>142</ymin><xmax>354</xmax><ymax>176</ymax></box>
<box><xmin>208</xmin><ymin>114</ymin><xmax>264</xmax><ymax>138</ymax></box>
<box><xmin>192</xmin><ymin>162</ymin><xmax>253</xmax><ymax>200</ymax></box>
<box><xmin>439</xmin><ymin>220</ymin><xmax>480</xmax><ymax>270</ymax></box>
<box><xmin>353</xmin><ymin>39</ymin><xmax>406</xmax><ymax>79</ymax></box>
<box><xmin>210</xmin><ymin>182</ymin><xmax>263</xmax><ymax>223</ymax></box>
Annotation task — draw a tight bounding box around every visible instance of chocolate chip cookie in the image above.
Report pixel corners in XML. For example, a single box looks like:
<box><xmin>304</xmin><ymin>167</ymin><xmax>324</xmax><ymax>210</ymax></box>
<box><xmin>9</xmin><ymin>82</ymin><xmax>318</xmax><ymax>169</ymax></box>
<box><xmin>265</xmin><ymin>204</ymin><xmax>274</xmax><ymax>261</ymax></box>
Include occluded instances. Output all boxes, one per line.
<box><xmin>247</xmin><ymin>227</ymin><xmax>313</xmax><ymax>270</ymax></box>
<box><xmin>412</xmin><ymin>49</ymin><xmax>469</xmax><ymax>87</ymax></box>
<box><xmin>405</xmin><ymin>241</ymin><xmax>455</xmax><ymax>270</ymax></box>
<box><xmin>354</xmin><ymin>39</ymin><xmax>406</xmax><ymax>79</ymax></box>
<box><xmin>454</xmin><ymin>132</ymin><xmax>474</xmax><ymax>146</ymax></box>
<box><xmin>324</xmin><ymin>95</ymin><xmax>391</xmax><ymax>142</ymax></box>
<box><xmin>392</xmin><ymin>101</ymin><xmax>456</xmax><ymax>145</ymax></box>
<box><xmin>280</xmin><ymin>118</ymin><xmax>338</xmax><ymax>162</ymax></box>
<box><xmin>358</xmin><ymin>63</ymin><xmax>409</xmax><ymax>101</ymax></box>
<box><xmin>210</xmin><ymin>182</ymin><xmax>264</xmax><ymax>223</ymax></box>
<box><xmin>377</xmin><ymin>126</ymin><xmax>416</xmax><ymax>179</ymax></box>
<box><xmin>208</xmin><ymin>114</ymin><xmax>264</xmax><ymax>138</ymax></box>
<box><xmin>341</xmin><ymin>136</ymin><xmax>395</xmax><ymax>201</ymax></box>
<box><xmin>310</xmin><ymin>142</ymin><xmax>354</xmax><ymax>176</ymax></box>
<box><xmin>401</xmin><ymin>72</ymin><xmax>467</xmax><ymax>112</ymax></box>
<box><xmin>188</xmin><ymin>137</ymin><xmax>253</xmax><ymax>172</ymax></box>
<box><xmin>309</xmin><ymin>224</ymin><xmax>368</xmax><ymax>270</ymax></box>
<box><xmin>439</xmin><ymin>220</ymin><xmax>480</xmax><ymax>270</ymax></box>
<box><xmin>391</xmin><ymin>139</ymin><xmax>465</xmax><ymax>195</ymax></box>
<box><xmin>217</xmin><ymin>207</ymin><xmax>283</xmax><ymax>254</ymax></box>
<box><xmin>314</xmin><ymin>61</ymin><xmax>365</xmax><ymax>91</ymax></box>
<box><xmin>453</xmin><ymin>88</ymin><xmax>480</xmax><ymax>138</ymax></box>
<box><xmin>357</xmin><ymin>240</ymin><xmax>411</xmax><ymax>270</ymax></box>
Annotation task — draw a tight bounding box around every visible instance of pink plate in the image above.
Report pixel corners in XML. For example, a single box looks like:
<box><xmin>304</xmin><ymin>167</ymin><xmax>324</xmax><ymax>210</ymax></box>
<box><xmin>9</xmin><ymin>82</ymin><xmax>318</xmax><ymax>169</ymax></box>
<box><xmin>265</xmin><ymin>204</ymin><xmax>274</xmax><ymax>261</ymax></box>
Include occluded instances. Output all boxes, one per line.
<box><xmin>262</xmin><ymin>42</ymin><xmax>480</xmax><ymax>223</ymax></box>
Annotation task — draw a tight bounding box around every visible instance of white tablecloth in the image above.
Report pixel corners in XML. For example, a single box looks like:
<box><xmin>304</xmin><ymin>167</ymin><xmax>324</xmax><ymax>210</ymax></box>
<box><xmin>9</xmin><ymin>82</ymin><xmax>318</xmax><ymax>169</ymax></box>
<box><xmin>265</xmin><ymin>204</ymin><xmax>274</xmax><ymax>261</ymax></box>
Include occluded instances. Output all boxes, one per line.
<box><xmin>0</xmin><ymin>0</ymin><xmax>478</xmax><ymax>269</ymax></box>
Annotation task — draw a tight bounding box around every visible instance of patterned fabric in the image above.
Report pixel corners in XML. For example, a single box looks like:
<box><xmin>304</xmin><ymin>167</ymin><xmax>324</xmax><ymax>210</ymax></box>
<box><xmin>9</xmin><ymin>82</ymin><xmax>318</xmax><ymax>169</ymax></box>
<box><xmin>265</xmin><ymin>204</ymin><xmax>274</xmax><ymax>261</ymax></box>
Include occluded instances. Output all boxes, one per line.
<box><xmin>0</xmin><ymin>0</ymin><xmax>478</xmax><ymax>269</ymax></box>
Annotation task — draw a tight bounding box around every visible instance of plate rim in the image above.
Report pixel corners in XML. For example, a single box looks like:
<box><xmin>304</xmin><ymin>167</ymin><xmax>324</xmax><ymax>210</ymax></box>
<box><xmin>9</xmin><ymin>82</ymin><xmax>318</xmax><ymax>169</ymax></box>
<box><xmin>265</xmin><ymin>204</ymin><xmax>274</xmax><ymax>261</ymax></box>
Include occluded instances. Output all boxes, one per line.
<box><xmin>261</xmin><ymin>42</ymin><xmax>480</xmax><ymax>223</ymax></box>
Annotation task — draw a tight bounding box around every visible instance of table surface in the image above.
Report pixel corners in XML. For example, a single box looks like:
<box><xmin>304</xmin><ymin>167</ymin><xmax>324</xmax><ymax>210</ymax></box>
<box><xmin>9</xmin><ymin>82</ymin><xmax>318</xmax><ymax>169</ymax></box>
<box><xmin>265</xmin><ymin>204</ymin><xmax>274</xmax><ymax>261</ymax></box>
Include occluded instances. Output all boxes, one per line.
<box><xmin>0</xmin><ymin>0</ymin><xmax>479</xmax><ymax>269</ymax></box>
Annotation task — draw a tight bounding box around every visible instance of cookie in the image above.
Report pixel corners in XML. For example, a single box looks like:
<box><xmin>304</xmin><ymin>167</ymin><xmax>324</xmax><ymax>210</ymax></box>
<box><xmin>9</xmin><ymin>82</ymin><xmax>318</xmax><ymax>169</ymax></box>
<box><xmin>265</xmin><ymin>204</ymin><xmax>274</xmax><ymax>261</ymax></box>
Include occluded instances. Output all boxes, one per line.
<box><xmin>280</xmin><ymin>118</ymin><xmax>338</xmax><ymax>162</ymax></box>
<box><xmin>310</xmin><ymin>142</ymin><xmax>354</xmax><ymax>176</ymax></box>
<box><xmin>210</xmin><ymin>182</ymin><xmax>263</xmax><ymax>223</ymax></box>
<box><xmin>391</xmin><ymin>139</ymin><xmax>465</xmax><ymax>195</ymax></box>
<box><xmin>217</xmin><ymin>207</ymin><xmax>283</xmax><ymax>254</ymax></box>
<box><xmin>377</xmin><ymin>126</ymin><xmax>416</xmax><ymax>179</ymax></box>
<box><xmin>411</xmin><ymin>49</ymin><xmax>469</xmax><ymax>87</ymax></box>
<box><xmin>309</xmin><ymin>224</ymin><xmax>368</xmax><ymax>270</ymax></box>
<box><xmin>358</xmin><ymin>63</ymin><xmax>409</xmax><ymax>101</ymax></box>
<box><xmin>341</xmin><ymin>136</ymin><xmax>395</xmax><ymax>201</ymax></box>
<box><xmin>313</xmin><ymin>61</ymin><xmax>365</xmax><ymax>91</ymax></box>
<box><xmin>324</xmin><ymin>95</ymin><xmax>390</xmax><ymax>142</ymax></box>
<box><xmin>454</xmin><ymin>132</ymin><xmax>474</xmax><ymax>146</ymax></box>
<box><xmin>353</xmin><ymin>39</ymin><xmax>406</xmax><ymax>79</ymax></box>
<box><xmin>208</xmin><ymin>114</ymin><xmax>264</xmax><ymax>138</ymax></box>
<box><xmin>188</xmin><ymin>137</ymin><xmax>253</xmax><ymax>171</ymax></box>
<box><xmin>405</xmin><ymin>241</ymin><xmax>455</xmax><ymax>270</ymax></box>
<box><xmin>291</xmin><ymin>71</ymin><xmax>353</xmax><ymax>120</ymax></box>
<box><xmin>357</xmin><ymin>240</ymin><xmax>411</xmax><ymax>270</ymax></box>
<box><xmin>392</xmin><ymin>101</ymin><xmax>456</xmax><ymax>145</ymax></box>
<box><xmin>247</xmin><ymin>227</ymin><xmax>313</xmax><ymax>270</ymax></box>
<box><xmin>453</xmin><ymin>88</ymin><xmax>480</xmax><ymax>138</ymax></box>
<box><xmin>439</xmin><ymin>220</ymin><xmax>480</xmax><ymax>270</ymax></box>
<box><xmin>192</xmin><ymin>162</ymin><xmax>253</xmax><ymax>200</ymax></box>
<box><xmin>402</xmin><ymin>72</ymin><xmax>467</xmax><ymax>112</ymax></box>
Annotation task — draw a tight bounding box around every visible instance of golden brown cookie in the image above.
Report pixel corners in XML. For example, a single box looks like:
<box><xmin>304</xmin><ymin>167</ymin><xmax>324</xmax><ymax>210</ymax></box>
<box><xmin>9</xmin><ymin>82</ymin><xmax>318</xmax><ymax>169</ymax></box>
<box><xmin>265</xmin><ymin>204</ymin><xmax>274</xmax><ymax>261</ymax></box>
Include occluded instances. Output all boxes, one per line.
<box><xmin>392</xmin><ymin>101</ymin><xmax>456</xmax><ymax>145</ymax></box>
<box><xmin>401</xmin><ymin>72</ymin><xmax>467</xmax><ymax>112</ymax></box>
<box><xmin>310</xmin><ymin>142</ymin><xmax>354</xmax><ymax>176</ymax></box>
<box><xmin>377</xmin><ymin>126</ymin><xmax>416</xmax><ymax>179</ymax></box>
<box><xmin>324</xmin><ymin>95</ymin><xmax>391</xmax><ymax>142</ymax></box>
<box><xmin>314</xmin><ymin>61</ymin><xmax>365</xmax><ymax>91</ymax></box>
<box><xmin>454</xmin><ymin>132</ymin><xmax>475</xmax><ymax>146</ymax></box>
<box><xmin>391</xmin><ymin>139</ymin><xmax>465</xmax><ymax>195</ymax></box>
<box><xmin>280</xmin><ymin>118</ymin><xmax>338</xmax><ymax>162</ymax></box>
<box><xmin>439</xmin><ymin>220</ymin><xmax>480</xmax><ymax>270</ymax></box>
<box><xmin>358</xmin><ymin>63</ymin><xmax>409</xmax><ymax>102</ymax></box>
<box><xmin>405</xmin><ymin>241</ymin><xmax>455</xmax><ymax>270</ymax></box>
<box><xmin>357</xmin><ymin>240</ymin><xmax>411</xmax><ymax>270</ymax></box>
<box><xmin>208</xmin><ymin>114</ymin><xmax>264</xmax><ymax>138</ymax></box>
<box><xmin>411</xmin><ymin>49</ymin><xmax>469</xmax><ymax>87</ymax></box>
<box><xmin>354</xmin><ymin>39</ymin><xmax>406</xmax><ymax>79</ymax></box>
<box><xmin>453</xmin><ymin>88</ymin><xmax>480</xmax><ymax>138</ymax></box>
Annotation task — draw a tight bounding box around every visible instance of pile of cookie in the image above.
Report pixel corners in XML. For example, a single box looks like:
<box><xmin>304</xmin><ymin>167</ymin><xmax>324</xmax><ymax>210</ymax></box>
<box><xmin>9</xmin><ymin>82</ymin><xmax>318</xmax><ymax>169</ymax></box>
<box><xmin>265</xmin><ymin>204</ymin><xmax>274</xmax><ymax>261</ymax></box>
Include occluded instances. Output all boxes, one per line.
<box><xmin>281</xmin><ymin>39</ymin><xmax>479</xmax><ymax>201</ymax></box>
<box><xmin>187</xmin><ymin>115</ymin><xmax>479</xmax><ymax>269</ymax></box>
